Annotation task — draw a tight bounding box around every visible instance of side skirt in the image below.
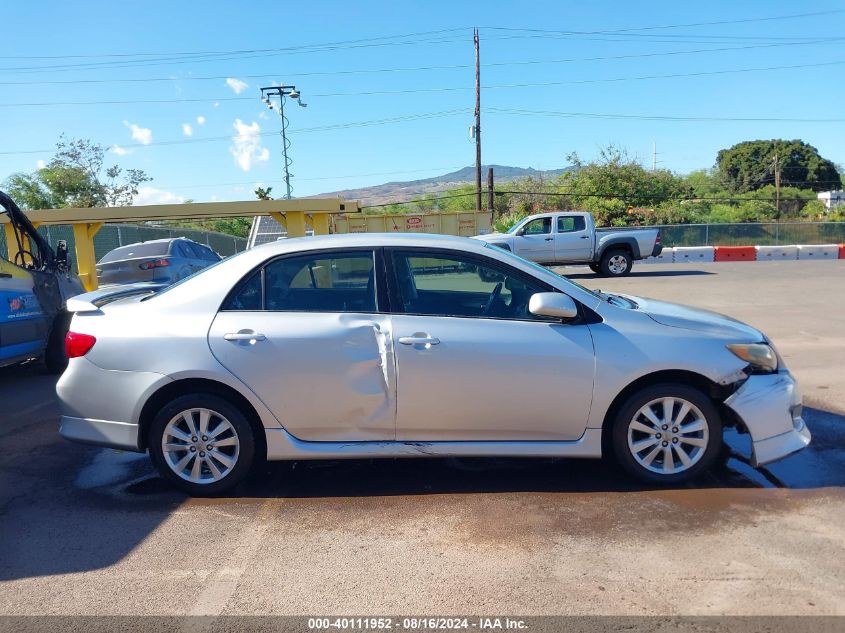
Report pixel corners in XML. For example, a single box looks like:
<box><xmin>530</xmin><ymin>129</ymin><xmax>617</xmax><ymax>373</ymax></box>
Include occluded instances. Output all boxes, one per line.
<box><xmin>265</xmin><ymin>427</ymin><xmax>603</xmax><ymax>461</ymax></box>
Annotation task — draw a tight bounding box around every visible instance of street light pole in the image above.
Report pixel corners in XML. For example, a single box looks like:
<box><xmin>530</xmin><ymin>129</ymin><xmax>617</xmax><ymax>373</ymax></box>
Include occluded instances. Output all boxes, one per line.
<box><xmin>260</xmin><ymin>85</ymin><xmax>307</xmax><ymax>200</ymax></box>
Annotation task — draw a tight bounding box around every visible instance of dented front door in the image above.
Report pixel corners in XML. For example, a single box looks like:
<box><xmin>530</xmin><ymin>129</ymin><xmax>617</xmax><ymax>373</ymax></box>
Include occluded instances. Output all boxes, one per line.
<box><xmin>208</xmin><ymin>312</ymin><xmax>396</xmax><ymax>441</ymax></box>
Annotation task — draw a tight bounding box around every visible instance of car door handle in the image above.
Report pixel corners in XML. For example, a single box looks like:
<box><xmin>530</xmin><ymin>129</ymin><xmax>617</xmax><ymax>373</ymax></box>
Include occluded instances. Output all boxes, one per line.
<box><xmin>398</xmin><ymin>335</ymin><xmax>440</xmax><ymax>346</ymax></box>
<box><xmin>224</xmin><ymin>331</ymin><xmax>267</xmax><ymax>342</ymax></box>
<box><xmin>544</xmin><ymin>237</ymin><xmax>553</xmax><ymax>241</ymax></box>
<box><xmin>580</xmin><ymin>236</ymin><xmax>589</xmax><ymax>239</ymax></box>
<box><xmin>0</xmin><ymin>273</ymin><xmax>11</xmax><ymax>278</ymax></box>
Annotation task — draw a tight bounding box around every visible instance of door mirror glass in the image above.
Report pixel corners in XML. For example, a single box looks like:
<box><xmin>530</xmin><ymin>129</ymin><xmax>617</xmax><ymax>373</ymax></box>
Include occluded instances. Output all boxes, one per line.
<box><xmin>528</xmin><ymin>292</ymin><xmax>578</xmax><ymax>319</ymax></box>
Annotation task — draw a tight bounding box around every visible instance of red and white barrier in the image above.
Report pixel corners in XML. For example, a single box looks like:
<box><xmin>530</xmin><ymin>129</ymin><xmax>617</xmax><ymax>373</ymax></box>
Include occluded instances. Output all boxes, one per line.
<box><xmin>640</xmin><ymin>247</ymin><xmax>675</xmax><ymax>264</ymax></box>
<box><xmin>626</xmin><ymin>243</ymin><xmax>845</xmax><ymax>267</ymax></box>
<box><xmin>674</xmin><ymin>246</ymin><xmax>715</xmax><ymax>263</ymax></box>
<box><xmin>755</xmin><ymin>245</ymin><xmax>798</xmax><ymax>261</ymax></box>
<box><xmin>797</xmin><ymin>244</ymin><xmax>840</xmax><ymax>260</ymax></box>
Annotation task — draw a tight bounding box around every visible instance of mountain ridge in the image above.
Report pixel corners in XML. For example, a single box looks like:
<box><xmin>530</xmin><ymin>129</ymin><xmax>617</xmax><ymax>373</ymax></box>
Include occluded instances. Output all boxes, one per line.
<box><xmin>314</xmin><ymin>164</ymin><xmax>570</xmax><ymax>206</ymax></box>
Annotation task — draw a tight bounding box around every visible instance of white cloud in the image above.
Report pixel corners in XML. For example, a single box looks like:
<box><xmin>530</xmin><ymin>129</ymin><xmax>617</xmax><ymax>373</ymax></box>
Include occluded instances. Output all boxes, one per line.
<box><xmin>182</xmin><ymin>123</ymin><xmax>193</xmax><ymax>137</ymax></box>
<box><xmin>225</xmin><ymin>77</ymin><xmax>248</xmax><ymax>94</ymax></box>
<box><xmin>133</xmin><ymin>186</ymin><xmax>185</xmax><ymax>206</ymax></box>
<box><xmin>36</xmin><ymin>159</ymin><xmax>46</xmax><ymax>169</ymax></box>
<box><xmin>258</xmin><ymin>110</ymin><xmax>268</xmax><ymax>120</ymax></box>
<box><xmin>213</xmin><ymin>102</ymin><xmax>220</xmax><ymax>108</ymax></box>
<box><xmin>110</xmin><ymin>145</ymin><xmax>130</xmax><ymax>156</ymax></box>
<box><xmin>123</xmin><ymin>120</ymin><xmax>152</xmax><ymax>145</ymax></box>
<box><xmin>229</xmin><ymin>119</ymin><xmax>269</xmax><ymax>172</ymax></box>
<box><xmin>196</xmin><ymin>115</ymin><xmax>206</xmax><ymax>125</ymax></box>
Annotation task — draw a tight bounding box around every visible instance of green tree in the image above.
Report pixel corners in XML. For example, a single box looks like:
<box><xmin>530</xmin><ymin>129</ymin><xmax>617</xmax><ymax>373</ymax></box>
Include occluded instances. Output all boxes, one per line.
<box><xmin>3</xmin><ymin>136</ymin><xmax>151</xmax><ymax>209</ymax></box>
<box><xmin>716</xmin><ymin>139</ymin><xmax>841</xmax><ymax>193</ymax></box>
<box><xmin>255</xmin><ymin>186</ymin><xmax>273</xmax><ymax>200</ymax></box>
<box><xmin>556</xmin><ymin>146</ymin><xmax>684</xmax><ymax>226</ymax></box>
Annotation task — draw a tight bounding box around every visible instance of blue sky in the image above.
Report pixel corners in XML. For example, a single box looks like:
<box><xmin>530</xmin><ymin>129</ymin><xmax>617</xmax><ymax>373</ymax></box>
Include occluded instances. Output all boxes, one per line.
<box><xmin>2</xmin><ymin>1</ymin><xmax>844</xmax><ymax>205</ymax></box>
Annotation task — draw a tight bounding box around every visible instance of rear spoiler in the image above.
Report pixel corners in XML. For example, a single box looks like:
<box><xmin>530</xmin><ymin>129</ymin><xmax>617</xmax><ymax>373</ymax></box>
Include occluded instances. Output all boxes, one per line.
<box><xmin>66</xmin><ymin>283</ymin><xmax>165</xmax><ymax>313</ymax></box>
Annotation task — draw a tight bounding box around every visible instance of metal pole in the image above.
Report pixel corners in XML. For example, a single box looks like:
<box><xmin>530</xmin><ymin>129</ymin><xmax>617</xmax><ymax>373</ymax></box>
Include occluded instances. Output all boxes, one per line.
<box><xmin>487</xmin><ymin>167</ymin><xmax>494</xmax><ymax>214</ymax></box>
<box><xmin>474</xmin><ymin>28</ymin><xmax>482</xmax><ymax>212</ymax></box>
<box><xmin>279</xmin><ymin>95</ymin><xmax>293</xmax><ymax>199</ymax></box>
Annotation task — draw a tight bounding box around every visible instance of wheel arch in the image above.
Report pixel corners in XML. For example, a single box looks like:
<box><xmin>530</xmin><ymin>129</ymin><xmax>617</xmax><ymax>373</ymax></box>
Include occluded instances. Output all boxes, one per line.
<box><xmin>138</xmin><ymin>377</ymin><xmax>267</xmax><ymax>460</ymax></box>
<box><xmin>599</xmin><ymin>369</ymin><xmax>736</xmax><ymax>454</ymax></box>
<box><xmin>597</xmin><ymin>237</ymin><xmax>639</xmax><ymax>260</ymax></box>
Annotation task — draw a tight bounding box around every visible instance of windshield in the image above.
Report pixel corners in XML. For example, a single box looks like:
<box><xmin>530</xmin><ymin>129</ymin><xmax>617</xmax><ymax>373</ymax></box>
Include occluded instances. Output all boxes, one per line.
<box><xmin>482</xmin><ymin>243</ymin><xmax>602</xmax><ymax>301</ymax></box>
<box><xmin>506</xmin><ymin>218</ymin><xmax>528</xmax><ymax>234</ymax></box>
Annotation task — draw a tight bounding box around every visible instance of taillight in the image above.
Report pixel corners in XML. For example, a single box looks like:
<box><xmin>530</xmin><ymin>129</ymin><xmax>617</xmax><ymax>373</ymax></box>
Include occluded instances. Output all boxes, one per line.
<box><xmin>65</xmin><ymin>332</ymin><xmax>96</xmax><ymax>358</ymax></box>
<box><xmin>656</xmin><ymin>231</ymin><xmax>662</xmax><ymax>244</ymax></box>
<box><xmin>139</xmin><ymin>259</ymin><xmax>170</xmax><ymax>270</ymax></box>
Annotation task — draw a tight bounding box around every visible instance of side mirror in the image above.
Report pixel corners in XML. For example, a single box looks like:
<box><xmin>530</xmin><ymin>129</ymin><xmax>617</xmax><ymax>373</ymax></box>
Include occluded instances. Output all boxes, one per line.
<box><xmin>514</xmin><ymin>227</ymin><xmax>525</xmax><ymax>236</ymax></box>
<box><xmin>529</xmin><ymin>292</ymin><xmax>578</xmax><ymax>319</ymax></box>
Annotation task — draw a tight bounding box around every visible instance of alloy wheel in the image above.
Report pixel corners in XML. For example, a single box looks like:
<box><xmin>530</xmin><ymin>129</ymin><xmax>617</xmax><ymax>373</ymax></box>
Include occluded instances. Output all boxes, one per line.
<box><xmin>627</xmin><ymin>397</ymin><xmax>709</xmax><ymax>475</ymax></box>
<box><xmin>161</xmin><ymin>408</ymin><xmax>240</xmax><ymax>484</ymax></box>
<box><xmin>608</xmin><ymin>255</ymin><xmax>629</xmax><ymax>275</ymax></box>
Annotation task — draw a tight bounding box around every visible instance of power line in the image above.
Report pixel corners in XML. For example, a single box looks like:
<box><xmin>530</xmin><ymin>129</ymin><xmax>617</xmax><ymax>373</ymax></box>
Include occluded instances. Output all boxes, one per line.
<box><xmin>487</xmin><ymin>107</ymin><xmax>845</xmax><ymax>123</ymax></box>
<box><xmin>363</xmin><ymin>189</ymin><xmax>827</xmax><ymax>208</ymax></box>
<box><xmin>484</xmin><ymin>9</ymin><xmax>845</xmax><ymax>36</ymax></box>
<box><xmin>4</xmin><ymin>9</ymin><xmax>837</xmax><ymax>63</ymax></box>
<box><xmin>4</xmin><ymin>57</ymin><xmax>841</xmax><ymax>107</ymax></box>
<box><xmin>0</xmin><ymin>110</ymin><xmax>469</xmax><ymax>156</ymax></box>
<box><xmin>5</xmin><ymin>38</ymin><xmax>842</xmax><ymax>87</ymax></box>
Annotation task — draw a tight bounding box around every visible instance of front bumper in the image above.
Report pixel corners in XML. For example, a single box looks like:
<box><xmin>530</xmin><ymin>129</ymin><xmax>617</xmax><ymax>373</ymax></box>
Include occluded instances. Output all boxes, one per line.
<box><xmin>724</xmin><ymin>371</ymin><xmax>810</xmax><ymax>467</ymax></box>
<box><xmin>59</xmin><ymin>416</ymin><xmax>140</xmax><ymax>451</ymax></box>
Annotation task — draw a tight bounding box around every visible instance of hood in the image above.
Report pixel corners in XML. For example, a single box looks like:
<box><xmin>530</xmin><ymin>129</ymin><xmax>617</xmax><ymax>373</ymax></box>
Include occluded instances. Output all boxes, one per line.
<box><xmin>622</xmin><ymin>294</ymin><xmax>764</xmax><ymax>341</ymax></box>
<box><xmin>471</xmin><ymin>232</ymin><xmax>509</xmax><ymax>242</ymax></box>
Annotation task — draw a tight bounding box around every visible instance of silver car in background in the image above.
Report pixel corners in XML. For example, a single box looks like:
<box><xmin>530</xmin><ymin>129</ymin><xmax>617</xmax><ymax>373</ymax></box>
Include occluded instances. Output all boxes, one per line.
<box><xmin>96</xmin><ymin>238</ymin><xmax>221</xmax><ymax>286</ymax></box>
<box><xmin>58</xmin><ymin>233</ymin><xmax>810</xmax><ymax>495</ymax></box>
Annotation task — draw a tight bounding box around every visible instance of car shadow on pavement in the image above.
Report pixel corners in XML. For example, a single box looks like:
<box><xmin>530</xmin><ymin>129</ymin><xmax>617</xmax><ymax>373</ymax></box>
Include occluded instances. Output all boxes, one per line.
<box><xmin>563</xmin><ymin>269</ymin><xmax>717</xmax><ymax>279</ymax></box>
<box><xmin>236</xmin><ymin>406</ymin><xmax>844</xmax><ymax>499</ymax></box>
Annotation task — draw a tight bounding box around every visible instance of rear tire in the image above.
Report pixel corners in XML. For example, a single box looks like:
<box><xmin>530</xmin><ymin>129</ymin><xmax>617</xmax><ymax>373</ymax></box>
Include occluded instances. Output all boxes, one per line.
<box><xmin>148</xmin><ymin>394</ymin><xmax>256</xmax><ymax>496</ymax></box>
<box><xmin>599</xmin><ymin>249</ymin><xmax>633</xmax><ymax>277</ymax></box>
<box><xmin>611</xmin><ymin>383</ymin><xmax>722</xmax><ymax>485</ymax></box>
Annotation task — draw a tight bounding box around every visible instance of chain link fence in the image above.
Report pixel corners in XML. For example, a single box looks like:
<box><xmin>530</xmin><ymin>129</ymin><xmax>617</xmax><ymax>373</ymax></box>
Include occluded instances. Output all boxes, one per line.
<box><xmin>642</xmin><ymin>222</ymin><xmax>845</xmax><ymax>247</ymax></box>
<box><xmin>0</xmin><ymin>223</ymin><xmax>246</xmax><ymax>263</ymax></box>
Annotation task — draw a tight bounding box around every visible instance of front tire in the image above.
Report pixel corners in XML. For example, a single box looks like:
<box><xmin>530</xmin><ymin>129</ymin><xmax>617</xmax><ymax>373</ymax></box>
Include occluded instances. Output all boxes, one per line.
<box><xmin>611</xmin><ymin>383</ymin><xmax>722</xmax><ymax>484</ymax></box>
<box><xmin>599</xmin><ymin>249</ymin><xmax>633</xmax><ymax>277</ymax></box>
<box><xmin>148</xmin><ymin>394</ymin><xmax>256</xmax><ymax>496</ymax></box>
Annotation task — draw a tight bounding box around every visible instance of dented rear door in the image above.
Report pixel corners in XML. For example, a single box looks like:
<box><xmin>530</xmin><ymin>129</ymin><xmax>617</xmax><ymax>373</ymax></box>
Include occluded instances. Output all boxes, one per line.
<box><xmin>207</xmin><ymin>249</ymin><xmax>396</xmax><ymax>442</ymax></box>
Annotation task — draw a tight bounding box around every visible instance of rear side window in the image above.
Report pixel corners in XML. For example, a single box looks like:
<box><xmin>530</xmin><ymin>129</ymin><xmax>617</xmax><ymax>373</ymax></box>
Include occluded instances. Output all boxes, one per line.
<box><xmin>558</xmin><ymin>216</ymin><xmax>587</xmax><ymax>233</ymax></box>
<box><xmin>222</xmin><ymin>251</ymin><xmax>376</xmax><ymax>313</ymax></box>
<box><xmin>98</xmin><ymin>242</ymin><xmax>169</xmax><ymax>263</ymax></box>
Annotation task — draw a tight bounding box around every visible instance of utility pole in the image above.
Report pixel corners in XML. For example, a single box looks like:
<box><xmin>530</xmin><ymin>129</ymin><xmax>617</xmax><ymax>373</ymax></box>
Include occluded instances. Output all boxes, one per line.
<box><xmin>652</xmin><ymin>141</ymin><xmax>657</xmax><ymax>171</ymax></box>
<box><xmin>775</xmin><ymin>153</ymin><xmax>781</xmax><ymax>220</ymax></box>
<box><xmin>260</xmin><ymin>85</ymin><xmax>307</xmax><ymax>199</ymax></box>
<box><xmin>487</xmin><ymin>167</ymin><xmax>494</xmax><ymax>214</ymax></box>
<box><xmin>474</xmin><ymin>28</ymin><xmax>482</xmax><ymax>212</ymax></box>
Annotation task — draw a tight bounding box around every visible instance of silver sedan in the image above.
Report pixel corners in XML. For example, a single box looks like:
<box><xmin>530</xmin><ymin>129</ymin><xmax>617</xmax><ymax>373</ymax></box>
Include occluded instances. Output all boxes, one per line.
<box><xmin>57</xmin><ymin>233</ymin><xmax>810</xmax><ymax>495</ymax></box>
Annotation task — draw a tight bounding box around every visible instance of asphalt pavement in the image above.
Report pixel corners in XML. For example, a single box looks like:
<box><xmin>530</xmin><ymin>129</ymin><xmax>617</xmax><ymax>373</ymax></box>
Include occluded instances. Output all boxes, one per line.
<box><xmin>0</xmin><ymin>260</ymin><xmax>843</xmax><ymax>617</ymax></box>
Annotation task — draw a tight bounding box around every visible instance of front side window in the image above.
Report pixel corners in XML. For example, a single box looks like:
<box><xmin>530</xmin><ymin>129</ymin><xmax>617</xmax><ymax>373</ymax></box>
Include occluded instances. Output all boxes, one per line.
<box><xmin>522</xmin><ymin>217</ymin><xmax>552</xmax><ymax>235</ymax></box>
<box><xmin>223</xmin><ymin>251</ymin><xmax>376</xmax><ymax>312</ymax></box>
<box><xmin>391</xmin><ymin>251</ymin><xmax>552</xmax><ymax>320</ymax></box>
<box><xmin>558</xmin><ymin>216</ymin><xmax>587</xmax><ymax>233</ymax></box>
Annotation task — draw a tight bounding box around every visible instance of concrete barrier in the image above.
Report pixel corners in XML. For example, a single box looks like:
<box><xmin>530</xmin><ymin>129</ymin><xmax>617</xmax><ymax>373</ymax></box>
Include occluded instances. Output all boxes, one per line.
<box><xmin>639</xmin><ymin>248</ymin><xmax>674</xmax><ymax>264</ymax></box>
<box><xmin>755</xmin><ymin>245</ymin><xmax>798</xmax><ymax>261</ymax></box>
<box><xmin>797</xmin><ymin>244</ymin><xmax>840</xmax><ymax>260</ymax></box>
<box><xmin>674</xmin><ymin>246</ymin><xmax>715</xmax><ymax>263</ymax></box>
<box><xmin>714</xmin><ymin>246</ymin><xmax>756</xmax><ymax>262</ymax></box>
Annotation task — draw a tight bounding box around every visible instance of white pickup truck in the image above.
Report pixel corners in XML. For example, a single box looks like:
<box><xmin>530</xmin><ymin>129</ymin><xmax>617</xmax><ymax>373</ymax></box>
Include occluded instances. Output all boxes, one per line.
<box><xmin>473</xmin><ymin>211</ymin><xmax>663</xmax><ymax>276</ymax></box>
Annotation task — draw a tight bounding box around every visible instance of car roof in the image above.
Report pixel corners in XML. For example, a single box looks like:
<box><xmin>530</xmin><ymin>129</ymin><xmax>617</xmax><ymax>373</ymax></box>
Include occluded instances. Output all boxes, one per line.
<box><xmin>251</xmin><ymin>232</ymin><xmax>485</xmax><ymax>254</ymax></box>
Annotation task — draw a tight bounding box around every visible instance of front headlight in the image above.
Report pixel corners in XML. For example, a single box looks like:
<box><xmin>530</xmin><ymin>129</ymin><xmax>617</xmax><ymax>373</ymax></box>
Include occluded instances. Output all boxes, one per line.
<box><xmin>726</xmin><ymin>343</ymin><xmax>778</xmax><ymax>373</ymax></box>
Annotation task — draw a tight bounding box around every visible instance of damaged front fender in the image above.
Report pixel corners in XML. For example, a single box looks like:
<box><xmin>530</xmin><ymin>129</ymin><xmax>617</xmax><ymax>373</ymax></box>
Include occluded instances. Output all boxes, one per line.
<box><xmin>724</xmin><ymin>372</ymin><xmax>811</xmax><ymax>467</ymax></box>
